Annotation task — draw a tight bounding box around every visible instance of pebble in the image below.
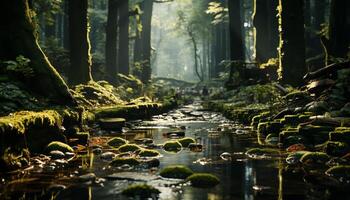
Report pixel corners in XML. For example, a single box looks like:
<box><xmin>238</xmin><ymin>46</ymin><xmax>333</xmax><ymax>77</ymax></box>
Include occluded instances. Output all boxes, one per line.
<box><xmin>100</xmin><ymin>152</ymin><xmax>117</xmax><ymax>161</ymax></box>
<box><xmin>220</xmin><ymin>152</ymin><xmax>232</xmax><ymax>161</ymax></box>
<box><xmin>79</xmin><ymin>173</ymin><xmax>96</xmax><ymax>182</ymax></box>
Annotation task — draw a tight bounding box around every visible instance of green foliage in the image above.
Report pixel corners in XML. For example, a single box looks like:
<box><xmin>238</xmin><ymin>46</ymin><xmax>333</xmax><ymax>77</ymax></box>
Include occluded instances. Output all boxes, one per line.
<box><xmin>122</xmin><ymin>184</ymin><xmax>160</xmax><ymax>198</ymax></box>
<box><xmin>186</xmin><ymin>173</ymin><xmax>220</xmax><ymax>188</ymax></box>
<box><xmin>160</xmin><ymin>165</ymin><xmax>194</xmax><ymax>179</ymax></box>
<box><xmin>46</xmin><ymin>141</ymin><xmax>74</xmax><ymax>153</ymax></box>
<box><xmin>2</xmin><ymin>56</ymin><xmax>34</xmax><ymax>78</ymax></box>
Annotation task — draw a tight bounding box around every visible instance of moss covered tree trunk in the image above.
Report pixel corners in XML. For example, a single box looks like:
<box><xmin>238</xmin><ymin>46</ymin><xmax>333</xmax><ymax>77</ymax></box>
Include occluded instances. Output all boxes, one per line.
<box><xmin>68</xmin><ymin>0</ymin><xmax>93</xmax><ymax>85</ymax></box>
<box><xmin>277</xmin><ymin>0</ymin><xmax>306</xmax><ymax>86</ymax></box>
<box><xmin>253</xmin><ymin>0</ymin><xmax>279</xmax><ymax>63</ymax></box>
<box><xmin>105</xmin><ymin>0</ymin><xmax>119</xmax><ymax>84</ymax></box>
<box><xmin>0</xmin><ymin>0</ymin><xmax>75</xmax><ymax>105</ymax></box>
<box><xmin>118</xmin><ymin>0</ymin><xmax>129</xmax><ymax>75</ymax></box>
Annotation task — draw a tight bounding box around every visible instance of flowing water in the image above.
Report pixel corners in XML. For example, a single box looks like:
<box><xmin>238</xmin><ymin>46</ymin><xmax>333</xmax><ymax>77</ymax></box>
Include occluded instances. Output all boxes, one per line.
<box><xmin>0</xmin><ymin>102</ymin><xmax>348</xmax><ymax>200</ymax></box>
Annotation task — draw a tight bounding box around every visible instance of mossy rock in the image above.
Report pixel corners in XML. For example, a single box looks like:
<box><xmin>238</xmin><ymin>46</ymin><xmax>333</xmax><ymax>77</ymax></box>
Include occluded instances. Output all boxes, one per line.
<box><xmin>329</xmin><ymin>129</ymin><xmax>350</xmax><ymax>144</ymax></box>
<box><xmin>99</xmin><ymin>118</ymin><xmax>126</xmax><ymax>131</ymax></box>
<box><xmin>245</xmin><ymin>148</ymin><xmax>280</xmax><ymax>158</ymax></box>
<box><xmin>265</xmin><ymin>134</ymin><xmax>279</xmax><ymax>145</ymax></box>
<box><xmin>110</xmin><ymin>157</ymin><xmax>140</xmax><ymax>167</ymax></box>
<box><xmin>160</xmin><ymin>165</ymin><xmax>194</xmax><ymax>179</ymax></box>
<box><xmin>283</xmin><ymin>135</ymin><xmax>305</xmax><ymax>147</ymax></box>
<box><xmin>138</xmin><ymin>149</ymin><xmax>160</xmax><ymax>157</ymax></box>
<box><xmin>107</xmin><ymin>137</ymin><xmax>128</xmax><ymax>148</ymax></box>
<box><xmin>281</xmin><ymin>115</ymin><xmax>300</xmax><ymax>126</ymax></box>
<box><xmin>320</xmin><ymin>141</ymin><xmax>350</xmax><ymax>157</ymax></box>
<box><xmin>286</xmin><ymin>151</ymin><xmax>310</xmax><ymax>165</ymax></box>
<box><xmin>300</xmin><ymin>152</ymin><xmax>330</xmax><ymax>166</ymax></box>
<box><xmin>122</xmin><ymin>184</ymin><xmax>160</xmax><ymax>198</ymax></box>
<box><xmin>71</xmin><ymin>132</ymin><xmax>90</xmax><ymax>145</ymax></box>
<box><xmin>298</xmin><ymin>125</ymin><xmax>334</xmax><ymax>145</ymax></box>
<box><xmin>117</xmin><ymin>144</ymin><xmax>141</xmax><ymax>153</ymax></box>
<box><xmin>163</xmin><ymin>141</ymin><xmax>182</xmax><ymax>152</ymax></box>
<box><xmin>325</xmin><ymin>165</ymin><xmax>350</xmax><ymax>181</ymax></box>
<box><xmin>45</xmin><ymin>141</ymin><xmax>73</xmax><ymax>153</ymax></box>
<box><xmin>186</xmin><ymin>173</ymin><xmax>220</xmax><ymax>188</ymax></box>
<box><xmin>178</xmin><ymin>137</ymin><xmax>196</xmax><ymax>147</ymax></box>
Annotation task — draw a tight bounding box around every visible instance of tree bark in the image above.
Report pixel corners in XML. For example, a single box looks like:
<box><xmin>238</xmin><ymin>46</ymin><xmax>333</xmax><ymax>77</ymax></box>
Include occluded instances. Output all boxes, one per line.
<box><xmin>277</xmin><ymin>0</ymin><xmax>306</xmax><ymax>86</ymax></box>
<box><xmin>140</xmin><ymin>0</ymin><xmax>153</xmax><ymax>83</ymax></box>
<box><xmin>228</xmin><ymin>0</ymin><xmax>244</xmax><ymax>61</ymax></box>
<box><xmin>253</xmin><ymin>0</ymin><xmax>278</xmax><ymax>63</ymax></box>
<box><xmin>68</xmin><ymin>0</ymin><xmax>93</xmax><ymax>85</ymax></box>
<box><xmin>118</xmin><ymin>0</ymin><xmax>129</xmax><ymax>75</ymax></box>
<box><xmin>105</xmin><ymin>0</ymin><xmax>119</xmax><ymax>84</ymax></box>
<box><xmin>0</xmin><ymin>0</ymin><xmax>75</xmax><ymax>105</ymax></box>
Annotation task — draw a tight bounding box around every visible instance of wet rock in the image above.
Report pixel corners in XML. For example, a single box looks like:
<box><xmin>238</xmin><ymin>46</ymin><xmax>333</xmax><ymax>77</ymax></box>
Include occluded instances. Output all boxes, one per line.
<box><xmin>286</xmin><ymin>151</ymin><xmax>310</xmax><ymax>165</ymax></box>
<box><xmin>220</xmin><ymin>152</ymin><xmax>232</xmax><ymax>161</ymax></box>
<box><xmin>141</xmin><ymin>158</ymin><xmax>160</xmax><ymax>168</ymax></box>
<box><xmin>79</xmin><ymin>173</ymin><xmax>96</xmax><ymax>182</ymax></box>
<box><xmin>49</xmin><ymin>150</ymin><xmax>65</xmax><ymax>159</ymax></box>
<box><xmin>286</xmin><ymin>144</ymin><xmax>306</xmax><ymax>152</ymax></box>
<box><xmin>117</xmin><ymin>144</ymin><xmax>141</xmax><ymax>153</ymax></box>
<box><xmin>245</xmin><ymin>148</ymin><xmax>281</xmax><ymax>159</ymax></box>
<box><xmin>65</xmin><ymin>152</ymin><xmax>75</xmax><ymax>159</ymax></box>
<box><xmin>186</xmin><ymin>173</ymin><xmax>220</xmax><ymax>188</ymax></box>
<box><xmin>320</xmin><ymin>141</ymin><xmax>350</xmax><ymax>157</ymax></box>
<box><xmin>47</xmin><ymin>184</ymin><xmax>66</xmax><ymax>193</ymax></box>
<box><xmin>300</xmin><ymin>152</ymin><xmax>330</xmax><ymax>166</ymax></box>
<box><xmin>265</xmin><ymin>134</ymin><xmax>279</xmax><ymax>145</ymax></box>
<box><xmin>178</xmin><ymin>137</ymin><xmax>196</xmax><ymax>148</ymax></box>
<box><xmin>46</xmin><ymin>141</ymin><xmax>74</xmax><ymax>153</ymax></box>
<box><xmin>92</xmin><ymin>148</ymin><xmax>103</xmax><ymax>155</ymax></box>
<box><xmin>298</xmin><ymin>125</ymin><xmax>334</xmax><ymax>145</ymax></box>
<box><xmin>188</xmin><ymin>143</ymin><xmax>203</xmax><ymax>152</ymax></box>
<box><xmin>163</xmin><ymin>141</ymin><xmax>182</xmax><ymax>152</ymax></box>
<box><xmin>100</xmin><ymin>152</ymin><xmax>117</xmax><ymax>161</ymax></box>
<box><xmin>160</xmin><ymin>165</ymin><xmax>194</xmax><ymax>179</ymax></box>
<box><xmin>107</xmin><ymin>137</ymin><xmax>128</xmax><ymax>148</ymax></box>
<box><xmin>99</xmin><ymin>118</ymin><xmax>126</xmax><ymax>131</ymax></box>
<box><xmin>329</xmin><ymin>127</ymin><xmax>350</xmax><ymax>144</ymax></box>
<box><xmin>110</xmin><ymin>157</ymin><xmax>140</xmax><ymax>167</ymax></box>
<box><xmin>306</xmin><ymin>101</ymin><xmax>329</xmax><ymax>115</ymax></box>
<box><xmin>325</xmin><ymin>165</ymin><xmax>350</xmax><ymax>183</ymax></box>
<box><xmin>138</xmin><ymin>149</ymin><xmax>160</xmax><ymax>157</ymax></box>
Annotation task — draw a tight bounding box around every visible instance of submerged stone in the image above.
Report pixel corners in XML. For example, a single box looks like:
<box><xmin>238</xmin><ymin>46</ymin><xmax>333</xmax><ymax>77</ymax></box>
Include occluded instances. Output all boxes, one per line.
<box><xmin>186</xmin><ymin>173</ymin><xmax>220</xmax><ymax>188</ymax></box>
<box><xmin>122</xmin><ymin>184</ymin><xmax>160</xmax><ymax>198</ymax></box>
<box><xmin>178</xmin><ymin>137</ymin><xmax>196</xmax><ymax>147</ymax></box>
<box><xmin>160</xmin><ymin>165</ymin><xmax>194</xmax><ymax>179</ymax></box>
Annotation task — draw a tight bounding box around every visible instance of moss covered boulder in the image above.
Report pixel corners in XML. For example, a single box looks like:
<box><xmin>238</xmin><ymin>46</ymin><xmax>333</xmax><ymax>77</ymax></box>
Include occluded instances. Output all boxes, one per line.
<box><xmin>122</xmin><ymin>184</ymin><xmax>160</xmax><ymax>198</ymax></box>
<box><xmin>45</xmin><ymin>141</ymin><xmax>74</xmax><ymax>153</ymax></box>
<box><xmin>138</xmin><ymin>149</ymin><xmax>160</xmax><ymax>157</ymax></box>
<box><xmin>300</xmin><ymin>152</ymin><xmax>330</xmax><ymax>166</ymax></box>
<box><xmin>187</xmin><ymin>173</ymin><xmax>220</xmax><ymax>188</ymax></box>
<box><xmin>107</xmin><ymin>137</ymin><xmax>128</xmax><ymax>148</ymax></box>
<box><xmin>298</xmin><ymin>125</ymin><xmax>334</xmax><ymax>145</ymax></box>
<box><xmin>163</xmin><ymin>141</ymin><xmax>182</xmax><ymax>152</ymax></box>
<box><xmin>160</xmin><ymin>165</ymin><xmax>194</xmax><ymax>179</ymax></box>
<box><xmin>321</xmin><ymin>141</ymin><xmax>350</xmax><ymax>157</ymax></box>
<box><xmin>117</xmin><ymin>144</ymin><xmax>141</xmax><ymax>153</ymax></box>
<box><xmin>325</xmin><ymin>165</ymin><xmax>350</xmax><ymax>182</ymax></box>
<box><xmin>178</xmin><ymin>137</ymin><xmax>196</xmax><ymax>147</ymax></box>
<box><xmin>99</xmin><ymin>118</ymin><xmax>126</xmax><ymax>131</ymax></box>
<box><xmin>329</xmin><ymin>128</ymin><xmax>350</xmax><ymax>145</ymax></box>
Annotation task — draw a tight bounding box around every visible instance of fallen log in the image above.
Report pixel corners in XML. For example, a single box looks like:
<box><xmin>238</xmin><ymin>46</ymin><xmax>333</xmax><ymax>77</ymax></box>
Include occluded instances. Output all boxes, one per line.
<box><xmin>303</xmin><ymin>61</ymin><xmax>350</xmax><ymax>80</ymax></box>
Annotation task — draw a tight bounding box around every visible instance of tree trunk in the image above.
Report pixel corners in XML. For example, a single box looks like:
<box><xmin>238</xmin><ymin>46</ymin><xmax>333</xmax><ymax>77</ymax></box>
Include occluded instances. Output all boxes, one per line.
<box><xmin>277</xmin><ymin>0</ymin><xmax>306</xmax><ymax>86</ymax></box>
<box><xmin>253</xmin><ymin>0</ymin><xmax>278</xmax><ymax>63</ymax></box>
<box><xmin>326</xmin><ymin>0</ymin><xmax>350</xmax><ymax>62</ymax></box>
<box><xmin>118</xmin><ymin>0</ymin><xmax>129</xmax><ymax>75</ymax></box>
<box><xmin>68</xmin><ymin>0</ymin><xmax>93</xmax><ymax>85</ymax></box>
<box><xmin>105</xmin><ymin>0</ymin><xmax>119</xmax><ymax>84</ymax></box>
<box><xmin>228</xmin><ymin>0</ymin><xmax>244</xmax><ymax>61</ymax></box>
<box><xmin>0</xmin><ymin>0</ymin><xmax>75</xmax><ymax>105</ymax></box>
<box><xmin>63</xmin><ymin>0</ymin><xmax>70</xmax><ymax>50</ymax></box>
<box><xmin>140</xmin><ymin>0</ymin><xmax>153</xmax><ymax>83</ymax></box>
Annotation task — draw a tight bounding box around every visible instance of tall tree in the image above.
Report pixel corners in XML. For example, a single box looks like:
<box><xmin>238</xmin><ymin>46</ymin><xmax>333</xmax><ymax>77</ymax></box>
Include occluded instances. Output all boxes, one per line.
<box><xmin>322</xmin><ymin>0</ymin><xmax>350</xmax><ymax>64</ymax></box>
<box><xmin>228</xmin><ymin>0</ymin><xmax>244</xmax><ymax>61</ymax></box>
<box><xmin>118</xmin><ymin>0</ymin><xmax>130</xmax><ymax>75</ymax></box>
<box><xmin>105</xmin><ymin>0</ymin><xmax>119</xmax><ymax>83</ymax></box>
<box><xmin>277</xmin><ymin>0</ymin><xmax>306</xmax><ymax>86</ymax></box>
<box><xmin>0</xmin><ymin>0</ymin><xmax>74</xmax><ymax>104</ymax></box>
<box><xmin>68</xmin><ymin>0</ymin><xmax>93</xmax><ymax>85</ymax></box>
<box><xmin>253</xmin><ymin>0</ymin><xmax>279</xmax><ymax>63</ymax></box>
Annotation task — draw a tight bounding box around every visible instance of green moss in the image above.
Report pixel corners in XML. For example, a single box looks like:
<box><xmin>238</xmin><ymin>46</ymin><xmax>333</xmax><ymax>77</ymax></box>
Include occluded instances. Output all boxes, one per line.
<box><xmin>281</xmin><ymin>115</ymin><xmax>300</xmax><ymax>126</ymax></box>
<box><xmin>186</xmin><ymin>173</ymin><xmax>220</xmax><ymax>188</ymax></box>
<box><xmin>117</xmin><ymin>144</ymin><xmax>141</xmax><ymax>153</ymax></box>
<box><xmin>107</xmin><ymin>137</ymin><xmax>128</xmax><ymax>148</ymax></box>
<box><xmin>160</xmin><ymin>165</ymin><xmax>194</xmax><ymax>179</ymax></box>
<box><xmin>110</xmin><ymin>157</ymin><xmax>140</xmax><ymax>167</ymax></box>
<box><xmin>138</xmin><ymin>149</ymin><xmax>160</xmax><ymax>157</ymax></box>
<box><xmin>178</xmin><ymin>137</ymin><xmax>196</xmax><ymax>147</ymax></box>
<box><xmin>245</xmin><ymin>148</ymin><xmax>280</xmax><ymax>157</ymax></box>
<box><xmin>122</xmin><ymin>184</ymin><xmax>160</xmax><ymax>198</ymax></box>
<box><xmin>321</xmin><ymin>141</ymin><xmax>350</xmax><ymax>157</ymax></box>
<box><xmin>329</xmin><ymin>129</ymin><xmax>350</xmax><ymax>144</ymax></box>
<box><xmin>46</xmin><ymin>141</ymin><xmax>73</xmax><ymax>153</ymax></box>
<box><xmin>300</xmin><ymin>152</ymin><xmax>330</xmax><ymax>165</ymax></box>
<box><xmin>325</xmin><ymin>165</ymin><xmax>350</xmax><ymax>180</ymax></box>
<box><xmin>298</xmin><ymin>125</ymin><xmax>334</xmax><ymax>144</ymax></box>
<box><xmin>163</xmin><ymin>141</ymin><xmax>182</xmax><ymax>152</ymax></box>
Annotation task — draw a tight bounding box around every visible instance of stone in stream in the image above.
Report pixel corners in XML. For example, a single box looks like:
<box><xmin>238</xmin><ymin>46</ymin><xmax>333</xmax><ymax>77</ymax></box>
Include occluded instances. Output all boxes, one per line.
<box><xmin>49</xmin><ymin>150</ymin><xmax>65</xmax><ymax>159</ymax></box>
<box><xmin>220</xmin><ymin>152</ymin><xmax>232</xmax><ymax>161</ymax></box>
<box><xmin>99</xmin><ymin>118</ymin><xmax>126</xmax><ymax>131</ymax></box>
<box><xmin>79</xmin><ymin>173</ymin><xmax>96</xmax><ymax>182</ymax></box>
<box><xmin>188</xmin><ymin>143</ymin><xmax>203</xmax><ymax>152</ymax></box>
<box><xmin>100</xmin><ymin>152</ymin><xmax>117</xmax><ymax>161</ymax></box>
<box><xmin>165</xmin><ymin>131</ymin><xmax>185</xmax><ymax>138</ymax></box>
<box><xmin>92</xmin><ymin>148</ymin><xmax>103</xmax><ymax>155</ymax></box>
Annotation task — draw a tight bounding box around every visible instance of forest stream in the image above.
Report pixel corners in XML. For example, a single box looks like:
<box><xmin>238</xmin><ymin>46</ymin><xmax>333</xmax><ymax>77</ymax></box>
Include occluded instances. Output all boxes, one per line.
<box><xmin>1</xmin><ymin>101</ymin><xmax>348</xmax><ymax>200</ymax></box>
